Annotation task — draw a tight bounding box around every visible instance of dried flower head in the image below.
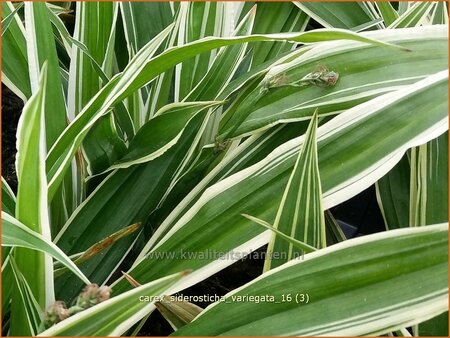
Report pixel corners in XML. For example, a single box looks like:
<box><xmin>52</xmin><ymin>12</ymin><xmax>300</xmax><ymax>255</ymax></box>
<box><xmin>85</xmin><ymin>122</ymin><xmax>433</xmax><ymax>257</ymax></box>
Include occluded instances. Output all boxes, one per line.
<box><xmin>97</xmin><ymin>285</ymin><xmax>112</xmax><ymax>302</ymax></box>
<box><xmin>76</xmin><ymin>284</ymin><xmax>112</xmax><ymax>309</ymax></box>
<box><xmin>296</xmin><ymin>65</ymin><xmax>340</xmax><ymax>87</ymax></box>
<box><xmin>320</xmin><ymin>70</ymin><xmax>339</xmax><ymax>86</ymax></box>
<box><xmin>44</xmin><ymin>301</ymin><xmax>69</xmax><ymax>328</ymax></box>
<box><xmin>260</xmin><ymin>73</ymin><xmax>290</xmax><ymax>93</ymax></box>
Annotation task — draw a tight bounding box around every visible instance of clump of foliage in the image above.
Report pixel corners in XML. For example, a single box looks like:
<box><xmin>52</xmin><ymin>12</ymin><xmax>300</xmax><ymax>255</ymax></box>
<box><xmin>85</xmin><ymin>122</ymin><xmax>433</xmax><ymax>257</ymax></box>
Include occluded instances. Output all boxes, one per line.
<box><xmin>1</xmin><ymin>1</ymin><xmax>448</xmax><ymax>336</ymax></box>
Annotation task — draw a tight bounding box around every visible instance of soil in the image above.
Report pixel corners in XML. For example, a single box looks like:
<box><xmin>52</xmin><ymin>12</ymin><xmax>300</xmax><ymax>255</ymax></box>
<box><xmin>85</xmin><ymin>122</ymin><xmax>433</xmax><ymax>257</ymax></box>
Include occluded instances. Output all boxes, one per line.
<box><xmin>2</xmin><ymin>84</ymin><xmax>22</xmax><ymax>193</ymax></box>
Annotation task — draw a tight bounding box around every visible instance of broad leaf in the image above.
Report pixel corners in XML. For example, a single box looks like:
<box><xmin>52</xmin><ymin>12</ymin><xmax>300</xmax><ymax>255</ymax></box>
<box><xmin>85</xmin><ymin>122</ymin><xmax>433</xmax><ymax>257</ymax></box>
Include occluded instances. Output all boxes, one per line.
<box><xmin>46</xmin><ymin>27</ymin><xmax>407</xmax><ymax>200</ymax></box>
<box><xmin>220</xmin><ymin>26</ymin><xmax>447</xmax><ymax>139</ymax></box>
<box><xmin>175</xmin><ymin>224</ymin><xmax>448</xmax><ymax>336</ymax></box>
<box><xmin>112</xmin><ymin>71</ymin><xmax>448</xmax><ymax>296</ymax></box>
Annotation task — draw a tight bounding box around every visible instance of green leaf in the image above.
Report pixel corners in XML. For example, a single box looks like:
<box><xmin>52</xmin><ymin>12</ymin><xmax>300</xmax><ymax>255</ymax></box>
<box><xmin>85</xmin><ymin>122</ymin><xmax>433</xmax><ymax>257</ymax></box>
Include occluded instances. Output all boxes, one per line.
<box><xmin>11</xmin><ymin>62</ymin><xmax>53</xmax><ymax>336</ymax></box>
<box><xmin>1</xmin><ymin>177</ymin><xmax>16</xmax><ymax>216</ymax></box>
<box><xmin>264</xmin><ymin>110</ymin><xmax>325</xmax><ymax>271</ymax></box>
<box><xmin>430</xmin><ymin>1</ymin><xmax>448</xmax><ymax>25</ymax></box>
<box><xmin>294</xmin><ymin>1</ymin><xmax>382</xmax><ymax>30</ymax></box>
<box><xmin>1</xmin><ymin>1</ymin><xmax>31</xmax><ymax>101</ymax></box>
<box><xmin>25</xmin><ymin>1</ymin><xmax>73</xmax><ymax>234</ymax></box>
<box><xmin>120</xmin><ymin>1</ymin><xmax>173</xmax><ymax>58</ymax></box>
<box><xmin>113</xmin><ymin>70</ymin><xmax>448</xmax><ymax>297</ymax></box>
<box><xmin>9</xmin><ymin>257</ymin><xmax>44</xmax><ymax>336</ymax></box>
<box><xmin>250</xmin><ymin>2</ymin><xmax>309</xmax><ymax>68</ymax></box>
<box><xmin>410</xmin><ymin>132</ymin><xmax>448</xmax><ymax>226</ymax></box>
<box><xmin>419</xmin><ymin>311</ymin><xmax>448</xmax><ymax>336</ymax></box>
<box><xmin>85</xmin><ymin>114</ymin><xmax>128</xmax><ymax>176</ymax></box>
<box><xmin>39</xmin><ymin>271</ymin><xmax>187</xmax><ymax>336</ymax></box>
<box><xmin>25</xmin><ymin>1</ymin><xmax>67</xmax><ymax>148</ymax></box>
<box><xmin>376</xmin><ymin>154</ymin><xmax>411</xmax><ymax>229</ymax></box>
<box><xmin>1</xmin><ymin>2</ymin><xmax>24</xmax><ymax>37</ymax></box>
<box><xmin>45</xmin><ymin>4</ymin><xmax>72</xmax><ymax>55</ymax></box>
<box><xmin>2</xmin><ymin>212</ymin><xmax>90</xmax><ymax>285</ymax></box>
<box><xmin>47</xmin><ymin>27</ymin><xmax>408</xmax><ymax>202</ymax></box>
<box><xmin>220</xmin><ymin>26</ymin><xmax>447</xmax><ymax>139</ymax></box>
<box><xmin>389</xmin><ymin>2</ymin><xmax>435</xmax><ymax>29</ymax></box>
<box><xmin>174</xmin><ymin>224</ymin><xmax>448</xmax><ymax>336</ymax></box>
<box><xmin>374</xmin><ymin>1</ymin><xmax>399</xmax><ymax>26</ymax></box>
<box><xmin>107</xmin><ymin>101</ymin><xmax>222</xmax><ymax>171</ymax></box>
<box><xmin>53</xmin><ymin>112</ymin><xmax>208</xmax><ymax>302</ymax></box>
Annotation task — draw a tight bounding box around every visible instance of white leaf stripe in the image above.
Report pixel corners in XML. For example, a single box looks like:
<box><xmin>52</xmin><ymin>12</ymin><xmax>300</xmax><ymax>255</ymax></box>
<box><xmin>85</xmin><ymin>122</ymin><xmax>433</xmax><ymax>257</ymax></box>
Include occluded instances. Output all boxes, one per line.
<box><xmin>10</xmin><ymin>62</ymin><xmax>54</xmax><ymax>335</ymax></box>
<box><xmin>47</xmin><ymin>26</ymin><xmax>411</xmax><ymax>199</ymax></box>
<box><xmin>152</xmin><ymin>71</ymin><xmax>447</xmax><ymax>251</ymax></box>
<box><xmin>102</xmin><ymin>101</ymin><xmax>221</xmax><ymax>172</ymax></box>
<box><xmin>132</xmin><ymin>127</ymin><xmax>287</xmax><ymax>263</ymax></box>
<box><xmin>47</xmin><ymin>25</ymin><xmax>173</xmax><ymax>199</ymax></box>
<box><xmin>9</xmin><ymin>259</ymin><xmax>40</xmax><ymax>336</ymax></box>
<box><xmin>265</xmin><ymin>111</ymin><xmax>324</xmax><ymax>271</ymax></box>
<box><xmin>114</xmin><ymin>71</ymin><xmax>447</xmax><ymax>303</ymax></box>
<box><xmin>38</xmin><ymin>272</ymin><xmax>185</xmax><ymax>336</ymax></box>
<box><xmin>2</xmin><ymin>212</ymin><xmax>90</xmax><ymax>284</ymax></box>
<box><xmin>173</xmin><ymin>224</ymin><xmax>447</xmax><ymax>336</ymax></box>
<box><xmin>299</xmin><ymin>291</ymin><xmax>447</xmax><ymax>336</ymax></box>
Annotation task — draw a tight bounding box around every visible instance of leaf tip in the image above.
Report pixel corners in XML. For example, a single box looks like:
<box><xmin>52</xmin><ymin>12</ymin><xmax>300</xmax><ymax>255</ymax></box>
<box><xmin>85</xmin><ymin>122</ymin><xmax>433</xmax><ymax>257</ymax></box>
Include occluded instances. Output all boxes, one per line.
<box><xmin>122</xmin><ymin>271</ymin><xmax>141</xmax><ymax>288</ymax></box>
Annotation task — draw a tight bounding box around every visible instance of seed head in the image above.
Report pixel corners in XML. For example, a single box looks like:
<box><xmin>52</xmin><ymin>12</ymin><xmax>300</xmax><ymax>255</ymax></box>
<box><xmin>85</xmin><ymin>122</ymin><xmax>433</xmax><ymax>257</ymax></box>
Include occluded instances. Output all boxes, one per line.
<box><xmin>44</xmin><ymin>301</ymin><xmax>69</xmax><ymax>328</ymax></box>
<box><xmin>76</xmin><ymin>284</ymin><xmax>112</xmax><ymax>309</ymax></box>
<box><xmin>321</xmin><ymin>70</ymin><xmax>339</xmax><ymax>86</ymax></box>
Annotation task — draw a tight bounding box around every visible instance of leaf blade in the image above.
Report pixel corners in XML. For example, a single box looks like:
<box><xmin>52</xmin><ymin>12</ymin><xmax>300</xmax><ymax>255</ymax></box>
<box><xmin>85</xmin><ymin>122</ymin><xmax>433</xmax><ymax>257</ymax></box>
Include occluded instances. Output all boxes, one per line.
<box><xmin>174</xmin><ymin>224</ymin><xmax>448</xmax><ymax>336</ymax></box>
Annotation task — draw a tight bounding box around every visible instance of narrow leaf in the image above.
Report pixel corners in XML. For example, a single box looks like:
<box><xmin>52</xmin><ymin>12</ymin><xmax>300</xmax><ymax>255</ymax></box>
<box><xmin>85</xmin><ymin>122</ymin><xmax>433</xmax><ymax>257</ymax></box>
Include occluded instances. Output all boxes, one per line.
<box><xmin>241</xmin><ymin>214</ymin><xmax>316</xmax><ymax>253</ymax></box>
<box><xmin>47</xmin><ymin>27</ymin><xmax>409</xmax><ymax>200</ymax></box>
<box><xmin>11</xmin><ymin>62</ymin><xmax>54</xmax><ymax>335</ymax></box>
<box><xmin>264</xmin><ymin>110</ymin><xmax>324</xmax><ymax>271</ymax></box>
<box><xmin>9</xmin><ymin>257</ymin><xmax>44</xmax><ymax>336</ymax></box>
<box><xmin>39</xmin><ymin>272</ymin><xmax>188</xmax><ymax>336</ymax></box>
<box><xmin>108</xmin><ymin>101</ymin><xmax>223</xmax><ymax>171</ymax></box>
<box><xmin>156</xmin><ymin>296</ymin><xmax>203</xmax><ymax>330</ymax></box>
<box><xmin>2</xmin><ymin>212</ymin><xmax>90</xmax><ymax>285</ymax></box>
<box><xmin>175</xmin><ymin>224</ymin><xmax>448</xmax><ymax>336</ymax></box>
<box><xmin>1</xmin><ymin>177</ymin><xmax>16</xmax><ymax>215</ymax></box>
